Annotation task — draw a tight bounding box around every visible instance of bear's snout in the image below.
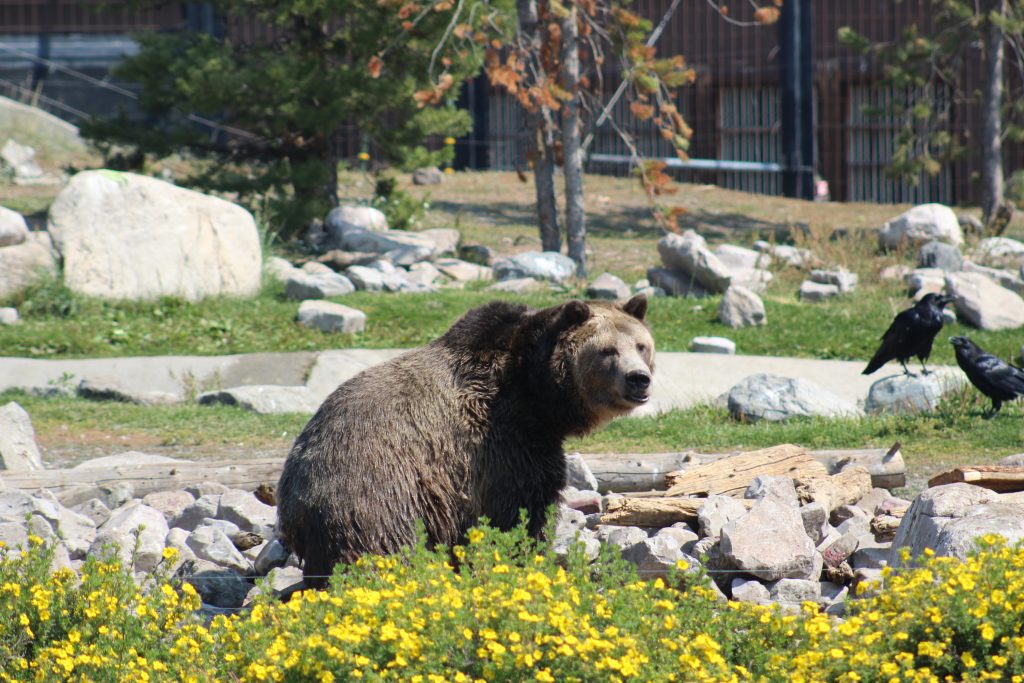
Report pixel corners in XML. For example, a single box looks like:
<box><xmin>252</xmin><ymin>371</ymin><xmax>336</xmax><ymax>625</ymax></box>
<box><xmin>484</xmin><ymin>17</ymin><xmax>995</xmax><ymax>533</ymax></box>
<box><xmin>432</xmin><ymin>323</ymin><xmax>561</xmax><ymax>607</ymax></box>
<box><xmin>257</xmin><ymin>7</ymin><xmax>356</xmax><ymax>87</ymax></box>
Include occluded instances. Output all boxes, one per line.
<box><xmin>625</xmin><ymin>369</ymin><xmax>652</xmax><ymax>402</ymax></box>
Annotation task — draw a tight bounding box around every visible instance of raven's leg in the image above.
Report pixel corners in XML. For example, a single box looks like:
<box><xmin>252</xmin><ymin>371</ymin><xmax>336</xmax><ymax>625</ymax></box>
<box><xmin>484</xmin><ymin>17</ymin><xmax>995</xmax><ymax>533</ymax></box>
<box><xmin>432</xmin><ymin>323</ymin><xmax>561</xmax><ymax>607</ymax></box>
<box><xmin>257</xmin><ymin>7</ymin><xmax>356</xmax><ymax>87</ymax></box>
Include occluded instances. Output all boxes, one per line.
<box><xmin>900</xmin><ymin>360</ymin><xmax>916</xmax><ymax>377</ymax></box>
<box><xmin>984</xmin><ymin>399</ymin><xmax>1003</xmax><ymax>420</ymax></box>
<box><xmin>919</xmin><ymin>358</ymin><xmax>931</xmax><ymax>376</ymax></box>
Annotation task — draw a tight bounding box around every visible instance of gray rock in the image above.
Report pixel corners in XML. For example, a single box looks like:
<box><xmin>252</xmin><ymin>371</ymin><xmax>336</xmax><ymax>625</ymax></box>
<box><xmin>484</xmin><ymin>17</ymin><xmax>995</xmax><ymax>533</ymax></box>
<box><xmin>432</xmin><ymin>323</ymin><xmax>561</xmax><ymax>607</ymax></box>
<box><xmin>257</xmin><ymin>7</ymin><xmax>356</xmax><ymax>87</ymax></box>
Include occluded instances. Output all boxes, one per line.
<box><xmin>48</xmin><ymin>170</ymin><xmax>262</xmax><ymax>301</ymax></box>
<box><xmin>879</xmin><ymin>204</ymin><xmax>964</xmax><ymax>250</ymax></box>
<box><xmin>721</xmin><ymin>500</ymin><xmax>819</xmax><ymax>581</ymax></box>
<box><xmin>656</xmin><ymin>525</ymin><xmax>698</xmax><ymax>552</ymax></box>
<box><xmin>185</xmin><ymin>482</ymin><xmax>230</xmax><ymax>498</ymax></box>
<box><xmin>731</xmin><ymin>577</ymin><xmax>770</xmax><ymax>603</ymax></box>
<box><xmin>198</xmin><ymin>385</ymin><xmax>319</xmax><ymax>415</ymax></box>
<box><xmin>173</xmin><ymin>494</ymin><xmax>222</xmax><ymax>532</ymax></box>
<box><xmin>412</xmin><ymin>167</ymin><xmax>444</xmax><ymax>186</ymax></box>
<box><xmin>598</xmin><ymin>525</ymin><xmax>649</xmax><ymax>550</ymax></box>
<box><xmin>753</xmin><ymin>241</ymin><xmax>813</xmax><ymax>268</ymax></box>
<box><xmin>435</xmin><ymin>258</ymin><xmax>492</xmax><ymax>282</ymax></box>
<box><xmin>726</xmin><ymin>373</ymin><xmax>859</xmax><ymax>422</ymax></box>
<box><xmin>698</xmin><ymin>495</ymin><xmax>748</xmax><ymax>538</ymax></box>
<box><xmin>972</xmin><ymin>237</ymin><xmax>1024</xmax><ymax>267</ymax></box>
<box><xmin>800</xmin><ymin>502</ymin><xmax>829</xmax><ymax>545</ymax></box>
<box><xmin>586</xmin><ymin>272</ymin><xmax>631</xmax><ymax>300</ymax></box>
<box><xmin>180</xmin><ymin>559</ymin><xmax>253</xmax><ymax>608</ymax></box>
<box><xmin>905</xmin><ymin>268</ymin><xmax>945</xmax><ymax>297</ymax></box>
<box><xmin>657</xmin><ymin>231</ymin><xmax>732</xmax><ymax>293</ymax></box>
<box><xmin>798</xmin><ymin>280</ymin><xmax>840</xmax><ymax>302</ymax></box>
<box><xmin>646</xmin><ymin>267</ymin><xmax>712</xmax><ymax>297</ymax></box>
<box><xmin>0</xmin><ymin>307</ymin><xmax>17</xmax><ymax>325</ymax></box>
<box><xmin>419</xmin><ymin>228</ymin><xmax>460</xmax><ymax>255</ymax></box>
<box><xmin>880</xmin><ymin>264</ymin><xmax>913</xmax><ymax>281</ymax></box>
<box><xmin>864</xmin><ymin>370</ymin><xmax>966</xmax><ymax>415</ymax></box>
<box><xmin>98</xmin><ymin>483</ymin><xmax>136</xmax><ymax>511</ymax></box>
<box><xmin>1</xmin><ymin>139</ymin><xmax>43</xmax><ymax>179</ymax></box>
<box><xmin>961</xmin><ymin>261</ymin><xmax>1024</xmax><ymax>295</ymax></box>
<box><xmin>0</xmin><ymin>205</ymin><xmax>29</xmax><ymax>247</ymax></box>
<box><xmin>768</xmin><ymin>578</ymin><xmax>821</xmax><ymax>606</ymax></box>
<box><xmin>488</xmin><ymin>277</ymin><xmax>544</xmax><ymax>293</ymax></box>
<box><xmin>187</xmin><ymin>524</ymin><xmax>252</xmax><ymax>573</ymax></box>
<box><xmin>141</xmin><ymin>490</ymin><xmax>196</xmax><ymax>523</ymax></box>
<box><xmin>621</xmin><ymin>536</ymin><xmax>686</xmax><ymax>579</ymax></box>
<box><xmin>690</xmin><ymin>336</ymin><xmax>736</xmax><ymax>354</ymax></box>
<box><xmin>810</xmin><ymin>268</ymin><xmax>858</xmax><ymax>293</ymax></box>
<box><xmin>458</xmin><ymin>244</ymin><xmax>495</xmax><ymax>266</ymax></box>
<box><xmin>0</xmin><ymin>490</ymin><xmax>96</xmax><ymax>558</ymax></box>
<box><xmin>71</xmin><ymin>498</ymin><xmax>112</xmax><ymax>527</ymax></box>
<box><xmin>889</xmin><ymin>483</ymin><xmax>1000</xmax><ymax>566</ymax></box>
<box><xmin>0</xmin><ymin>401</ymin><xmax>44</xmax><ymax>471</ymax></box>
<box><xmin>850</xmin><ymin>546</ymin><xmax>889</xmax><ymax>570</ymax></box>
<box><xmin>254</xmin><ymin>539</ymin><xmax>292</xmax><ymax>575</ymax></box>
<box><xmin>340</xmin><ymin>229</ymin><xmax>435</xmax><ymax>265</ymax></box>
<box><xmin>728</xmin><ymin>268</ymin><xmax>773</xmax><ymax>294</ymax></box>
<box><xmin>217</xmin><ymin>489</ymin><xmax>277</xmax><ymax>538</ymax></box>
<box><xmin>565</xmin><ymin>453</ymin><xmax>599</xmax><ymax>491</ymax></box>
<box><xmin>493</xmin><ymin>251</ymin><xmax>576</xmax><ymax>283</ymax></box>
<box><xmin>745</xmin><ymin>476</ymin><xmax>799</xmax><ymax>508</ymax></box>
<box><xmin>284</xmin><ymin>271</ymin><xmax>355</xmax><ymax>299</ymax></box>
<box><xmin>296</xmin><ymin>300</ymin><xmax>367</xmax><ymax>334</ymax></box>
<box><xmin>718</xmin><ymin>286</ymin><xmax>766</xmax><ymax>328</ymax></box>
<box><xmin>552</xmin><ymin>511</ymin><xmax>600</xmax><ymax>561</ymax></box>
<box><xmin>77</xmin><ymin>377</ymin><xmax>180</xmax><ymax>406</ymax></box>
<box><xmin>264</xmin><ymin>256</ymin><xmax>299</xmax><ymax>284</ymax></box>
<box><xmin>918</xmin><ymin>241</ymin><xmax>963</xmax><ymax>271</ymax></box>
<box><xmin>406</xmin><ymin>262</ymin><xmax>443</xmax><ymax>287</ymax></box>
<box><xmin>324</xmin><ymin>206</ymin><xmax>387</xmax><ymax>242</ymax></box>
<box><xmin>945</xmin><ymin>271</ymin><xmax>1024</xmax><ymax>330</ymax></box>
<box><xmin>713</xmin><ymin>244</ymin><xmax>771</xmax><ymax>271</ymax></box>
<box><xmin>89</xmin><ymin>501</ymin><xmax>168</xmax><ymax>571</ymax></box>
<box><xmin>345</xmin><ymin>265</ymin><xmax>386</xmax><ymax>292</ymax></box>
<box><xmin>0</xmin><ymin>231</ymin><xmax>58</xmax><ymax>299</ymax></box>
<box><xmin>0</xmin><ymin>520</ymin><xmax>30</xmax><ymax>551</ymax></box>
<box><xmin>932</xmin><ymin>503</ymin><xmax>1024</xmax><ymax>560</ymax></box>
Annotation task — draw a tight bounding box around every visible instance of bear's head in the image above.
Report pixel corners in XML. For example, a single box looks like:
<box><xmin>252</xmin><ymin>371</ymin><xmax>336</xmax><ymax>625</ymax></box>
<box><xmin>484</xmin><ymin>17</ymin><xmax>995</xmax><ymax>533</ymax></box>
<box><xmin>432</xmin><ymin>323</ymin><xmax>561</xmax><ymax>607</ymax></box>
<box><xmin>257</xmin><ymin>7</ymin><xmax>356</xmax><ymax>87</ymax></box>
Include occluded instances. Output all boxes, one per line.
<box><xmin>543</xmin><ymin>294</ymin><xmax>655</xmax><ymax>430</ymax></box>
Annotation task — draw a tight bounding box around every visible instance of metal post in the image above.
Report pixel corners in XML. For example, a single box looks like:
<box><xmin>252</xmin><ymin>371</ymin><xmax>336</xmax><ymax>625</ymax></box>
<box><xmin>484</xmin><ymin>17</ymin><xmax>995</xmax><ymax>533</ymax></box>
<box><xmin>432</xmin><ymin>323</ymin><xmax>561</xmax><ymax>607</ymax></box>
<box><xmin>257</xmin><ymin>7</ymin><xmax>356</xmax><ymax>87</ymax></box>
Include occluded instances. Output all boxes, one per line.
<box><xmin>779</xmin><ymin>0</ymin><xmax>814</xmax><ymax>199</ymax></box>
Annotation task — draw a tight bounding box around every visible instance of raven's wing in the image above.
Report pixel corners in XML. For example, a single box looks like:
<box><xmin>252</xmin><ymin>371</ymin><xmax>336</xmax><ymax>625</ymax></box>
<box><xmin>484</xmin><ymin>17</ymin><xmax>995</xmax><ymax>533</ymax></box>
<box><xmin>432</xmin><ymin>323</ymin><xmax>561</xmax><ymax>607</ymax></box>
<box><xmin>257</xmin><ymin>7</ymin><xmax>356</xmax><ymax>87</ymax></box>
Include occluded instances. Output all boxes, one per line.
<box><xmin>863</xmin><ymin>309</ymin><xmax>915</xmax><ymax>374</ymax></box>
<box><xmin>973</xmin><ymin>353</ymin><xmax>1024</xmax><ymax>398</ymax></box>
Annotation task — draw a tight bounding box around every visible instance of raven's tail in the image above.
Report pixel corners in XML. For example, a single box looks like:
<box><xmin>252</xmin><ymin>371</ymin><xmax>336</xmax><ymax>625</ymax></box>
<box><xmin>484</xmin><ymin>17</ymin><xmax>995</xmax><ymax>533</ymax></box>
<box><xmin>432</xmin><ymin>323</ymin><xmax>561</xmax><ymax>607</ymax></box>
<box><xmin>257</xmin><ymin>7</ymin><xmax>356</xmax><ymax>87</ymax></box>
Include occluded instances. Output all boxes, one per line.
<box><xmin>862</xmin><ymin>352</ymin><xmax>886</xmax><ymax>375</ymax></box>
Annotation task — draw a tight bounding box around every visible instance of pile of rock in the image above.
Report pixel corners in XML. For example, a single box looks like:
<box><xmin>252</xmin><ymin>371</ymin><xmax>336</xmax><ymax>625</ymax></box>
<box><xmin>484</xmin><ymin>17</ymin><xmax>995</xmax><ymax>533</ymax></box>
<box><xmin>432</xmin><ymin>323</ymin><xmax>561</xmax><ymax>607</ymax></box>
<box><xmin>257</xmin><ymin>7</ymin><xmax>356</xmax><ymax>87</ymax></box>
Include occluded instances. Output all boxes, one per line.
<box><xmin>648</xmin><ymin>230</ymin><xmax>773</xmax><ymax>298</ymax></box>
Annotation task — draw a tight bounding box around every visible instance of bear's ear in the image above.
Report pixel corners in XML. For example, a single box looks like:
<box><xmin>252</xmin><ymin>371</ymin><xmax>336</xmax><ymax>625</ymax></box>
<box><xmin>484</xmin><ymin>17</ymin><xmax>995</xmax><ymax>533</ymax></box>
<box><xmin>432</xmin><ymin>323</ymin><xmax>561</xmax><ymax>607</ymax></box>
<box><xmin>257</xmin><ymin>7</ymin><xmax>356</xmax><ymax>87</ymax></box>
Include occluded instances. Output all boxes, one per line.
<box><xmin>553</xmin><ymin>299</ymin><xmax>592</xmax><ymax>332</ymax></box>
<box><xmin>622</xmin><ymin>294</ymin><xmax>647</xmax><ymax>321</ymax></box>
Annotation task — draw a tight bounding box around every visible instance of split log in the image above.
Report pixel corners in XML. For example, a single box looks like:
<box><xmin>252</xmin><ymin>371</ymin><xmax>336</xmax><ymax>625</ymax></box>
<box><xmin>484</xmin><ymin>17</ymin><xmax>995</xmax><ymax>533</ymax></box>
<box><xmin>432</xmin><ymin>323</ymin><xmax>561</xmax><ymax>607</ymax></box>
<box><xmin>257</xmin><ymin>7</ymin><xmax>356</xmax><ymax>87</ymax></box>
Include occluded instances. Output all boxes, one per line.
<box><xmin>581</xmin><ymin>452</ymin><xmax>698</xmax><ymax>493</ymax></box>
<box><xmin>810</xmin><ymin>443</ymin><xmax>906</xmax><ymax>489</ymax></box>
<box><xmin>928</xmin><ymin>466</ymin><xmax>1024</xmax><ymax>493</ymax></box>
<box><xmin>663</xmin><ymin>444</ymin><xmax>828</xmax><ymax>498</ymax></box>
<box><xmin>795</xmin><ymin>466</ymin><xmax>873</xmax><ymax>514</ymax></box>
<box><xmin>870</xmin><ymin>515</ymin><xmax>902</xmax><ymax>542</ymax></box>
<box><xmin>601</xmin><ymin>496</ymin><xmax>753</xmax><ymax>527</ymax></box>
<box><xmin>0</xmin><ymin>458</ymin><xmax>284</xmax><ymax>506</ymax></box>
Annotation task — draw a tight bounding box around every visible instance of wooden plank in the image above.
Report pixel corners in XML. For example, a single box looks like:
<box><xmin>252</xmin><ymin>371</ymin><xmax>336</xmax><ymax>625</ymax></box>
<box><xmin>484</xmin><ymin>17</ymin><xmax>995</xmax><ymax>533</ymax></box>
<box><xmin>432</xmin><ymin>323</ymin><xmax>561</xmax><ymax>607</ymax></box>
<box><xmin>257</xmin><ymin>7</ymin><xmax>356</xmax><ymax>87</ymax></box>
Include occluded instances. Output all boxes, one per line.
<box><xmin>663</xmin><ymin>444</ymin><xmax>828</xmax><ymax>498</ymax></box>
<box><xmin>601</xmin><ymin>496</ymin><xmax>753</xmax><ymax>527</ymax></box>
<box><xmin>581</xmin><ymin>452</ymin><xmax>697</xmax><ymax>493</ymax></box>
<box><xmin>928</xmin><ymin>466</ymin><xmax>1024</xmax><ymax>493</ymax></box>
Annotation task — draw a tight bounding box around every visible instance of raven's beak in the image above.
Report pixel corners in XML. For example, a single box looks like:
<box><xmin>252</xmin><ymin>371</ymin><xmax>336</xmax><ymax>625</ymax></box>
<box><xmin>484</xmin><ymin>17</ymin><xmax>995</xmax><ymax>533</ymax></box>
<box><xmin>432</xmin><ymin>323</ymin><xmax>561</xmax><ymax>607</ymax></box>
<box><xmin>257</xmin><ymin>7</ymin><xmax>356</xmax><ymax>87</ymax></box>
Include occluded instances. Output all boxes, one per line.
<box><xmin>940</xmin><ymin>295</ymin><xmax>957</xmax><ymax>307</ymax></box>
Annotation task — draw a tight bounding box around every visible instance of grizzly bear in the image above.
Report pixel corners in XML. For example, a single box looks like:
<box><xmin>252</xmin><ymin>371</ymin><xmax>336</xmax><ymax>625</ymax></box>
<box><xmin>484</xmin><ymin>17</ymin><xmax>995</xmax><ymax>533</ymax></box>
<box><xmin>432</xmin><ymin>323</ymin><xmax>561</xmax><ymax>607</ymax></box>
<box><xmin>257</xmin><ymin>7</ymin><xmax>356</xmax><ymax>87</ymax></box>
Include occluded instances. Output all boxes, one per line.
<box><xmin>276</xmin><ymin>295</ymin><xmax>654</xmax><ymax>587</ymax></box>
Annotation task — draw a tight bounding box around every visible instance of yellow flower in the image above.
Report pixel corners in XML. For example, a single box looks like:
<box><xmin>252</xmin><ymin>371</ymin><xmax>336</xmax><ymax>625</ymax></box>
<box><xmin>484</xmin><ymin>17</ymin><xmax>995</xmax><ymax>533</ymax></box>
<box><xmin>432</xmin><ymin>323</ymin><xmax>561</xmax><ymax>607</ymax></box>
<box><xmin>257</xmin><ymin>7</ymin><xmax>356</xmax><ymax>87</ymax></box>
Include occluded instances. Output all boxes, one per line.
<box><xmin>444</xmin><ymin>137</ymin><xmax>456</xmax><ymax>145</ymax></box>
<box><xmin>962</xmin><ymin>652</ymin><xmax>977</xmax><ymax>668</ymax></box>
<box><xmin>162</xmin><ymin>547</ymin><xmax>179</xmax><ymax>560</ymax></box>
<box><xmin>358</xmin><ymin>152</ymin><xmax>370</xmax><ymax>161</ymax></box>
<box><xmin>444</xmin><ymin>167</ymin><xmax>455</xmax><ymax>174</ymax></box>
<box><xmin>535</xmin><ymin>670</ymin><xmax>555</xmax><ymax>683</ymax></box>
<box><xmin>981</xmin><ymin>623</ymin><xmax>996</xmax><ymax>640</ymax></box>
<box><xmin>467</xmin><ymin>529</ymin><xmax>485</xmax><ymax>544</ymax></box>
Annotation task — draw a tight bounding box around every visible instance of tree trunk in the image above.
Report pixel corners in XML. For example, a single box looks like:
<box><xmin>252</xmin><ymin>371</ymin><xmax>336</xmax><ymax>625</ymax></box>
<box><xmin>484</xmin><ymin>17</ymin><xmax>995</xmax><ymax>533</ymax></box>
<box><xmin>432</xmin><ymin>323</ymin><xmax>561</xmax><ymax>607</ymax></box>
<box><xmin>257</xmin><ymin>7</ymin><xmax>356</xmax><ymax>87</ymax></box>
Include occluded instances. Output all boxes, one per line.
<box><xmin>981</xmin><ymin>0</ymin><xmax>1005</xmax><ymax>226</ymax></box>
<box><xmin>560</xmin><ymin>4</ymin><xmax>586</xmax><ymax>276</ymax></box>
<box><xmin>517</xmin><ymin>0</ymin><xmax>561</xmax><ymax>252</ymax></box>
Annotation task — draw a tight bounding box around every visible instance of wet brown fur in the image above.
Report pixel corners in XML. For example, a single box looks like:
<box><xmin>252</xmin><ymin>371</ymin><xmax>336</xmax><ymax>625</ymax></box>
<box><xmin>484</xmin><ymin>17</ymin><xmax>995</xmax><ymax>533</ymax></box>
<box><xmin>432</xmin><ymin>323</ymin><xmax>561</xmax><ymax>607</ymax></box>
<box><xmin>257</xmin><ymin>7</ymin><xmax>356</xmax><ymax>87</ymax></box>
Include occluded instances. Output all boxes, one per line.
<box><xmin>275</xmin><ymin>295</ymin><xmax>654</xmax><ymax>587</ymax></box>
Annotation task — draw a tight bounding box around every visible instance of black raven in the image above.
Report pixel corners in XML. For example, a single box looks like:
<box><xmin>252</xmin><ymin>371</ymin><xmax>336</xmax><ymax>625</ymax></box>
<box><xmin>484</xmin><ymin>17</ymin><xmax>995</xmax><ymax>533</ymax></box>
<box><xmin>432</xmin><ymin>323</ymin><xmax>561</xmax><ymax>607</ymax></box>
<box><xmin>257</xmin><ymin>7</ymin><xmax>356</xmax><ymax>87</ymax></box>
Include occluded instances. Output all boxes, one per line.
<box><xmin>950</xmin><ymin>336</ymin><xmax>1024</xmax><ymax>417</ymax></box>
<box><xmin>863</xmin><ymin>293</ymin><xmax>957</xmax><ymax>376</ymax></box>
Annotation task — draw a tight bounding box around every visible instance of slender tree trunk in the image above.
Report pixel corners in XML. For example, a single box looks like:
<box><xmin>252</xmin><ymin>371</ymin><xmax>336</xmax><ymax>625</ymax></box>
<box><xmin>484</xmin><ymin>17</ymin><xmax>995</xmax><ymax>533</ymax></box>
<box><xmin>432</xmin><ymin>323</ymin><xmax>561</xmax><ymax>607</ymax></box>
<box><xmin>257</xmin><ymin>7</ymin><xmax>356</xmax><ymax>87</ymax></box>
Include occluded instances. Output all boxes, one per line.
<box><xmin>981</xmin><ymin>0</ymin><xmax>1005</xmax><ymax>226</ymax></box>
<box><xmin>517</xmin><ymin>0</ymin><xmax>561</xmax><ymax>252</ymax></box>
<box><xmin>560</xmin><ymin>3</ymin><xmax>586</xmax><ymax>276</ymax></box>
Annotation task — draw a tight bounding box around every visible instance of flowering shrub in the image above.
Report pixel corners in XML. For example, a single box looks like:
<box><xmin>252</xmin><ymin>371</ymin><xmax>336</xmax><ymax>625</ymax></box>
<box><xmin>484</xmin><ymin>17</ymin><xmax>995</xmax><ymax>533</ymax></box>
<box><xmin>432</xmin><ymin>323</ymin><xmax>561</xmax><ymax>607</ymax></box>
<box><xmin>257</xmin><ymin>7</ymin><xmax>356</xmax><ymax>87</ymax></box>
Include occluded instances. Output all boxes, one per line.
<box><xmin>5</xmin><ymin>527</ymin><xmax>1024</xmax><ymax>682</ymax></box>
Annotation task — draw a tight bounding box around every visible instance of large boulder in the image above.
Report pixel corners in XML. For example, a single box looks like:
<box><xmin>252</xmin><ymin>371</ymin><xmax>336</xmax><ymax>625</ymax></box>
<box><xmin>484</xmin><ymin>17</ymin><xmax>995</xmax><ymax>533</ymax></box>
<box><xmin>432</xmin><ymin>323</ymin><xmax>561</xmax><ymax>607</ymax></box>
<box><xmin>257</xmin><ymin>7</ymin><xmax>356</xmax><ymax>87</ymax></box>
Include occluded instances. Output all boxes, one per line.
<box><xmin>493</xmin><ymin>251</ymin><xmax>576</xmax><ymax>283</ymax></box>
<box><xmin>721</xmin><ymin>500</ymin><xmax>820</xmax><ymax>581</ymax></box>
<box><xmin>0</xmin><ymin>402</ymin><xmax>44</xmax><ymax>471</ymax></box>
<box><xmin>878</xmin><ymin>204</ymin><xmax>963</xmax><ymax>250</ymax></box>
<box><xmin>0</xmin><ymin>206</ymin><xmax>29</xmax><ymax>247</ymax></box>
<box><xmin>972</xmin><ymin>237</ymin><xmax>1024</xmax><ymax>267</ymax></box>
<box><xmin>864</xmin><ymin>371</ymin><xmax>966</xmax><ymax>415</ymax></box>
<box><xmin>726</xmin><ymin>374</ymin><xmax>860</xmax><ymax>422</ymax></box>
<box><xmin>0</xmin><ymin>231</ymin><xmax>58</xmax><ymax>298</ymax></box>
<box><xmin>324</xmin><ymin>206</ymin><xmax>388</xmax><ymax>243</ymax></box>
<box><xmin>47</xmin><ymin>170</ymin><xmax>262</xmax><ymax>301</ymax></box>
<box><xmin>945</xmin><ymin>271</ymin><xmax>1024</xmax><ymax>330</ymax></box>
<box><xmin>718</xmin><ymin>285</ymin><xmax>766</xmax><ymax>328</ymax></box>
<box><xmin>657</xmin><ymin>231</ymin><xmax>732</xmax><ymax>293</ymax></box>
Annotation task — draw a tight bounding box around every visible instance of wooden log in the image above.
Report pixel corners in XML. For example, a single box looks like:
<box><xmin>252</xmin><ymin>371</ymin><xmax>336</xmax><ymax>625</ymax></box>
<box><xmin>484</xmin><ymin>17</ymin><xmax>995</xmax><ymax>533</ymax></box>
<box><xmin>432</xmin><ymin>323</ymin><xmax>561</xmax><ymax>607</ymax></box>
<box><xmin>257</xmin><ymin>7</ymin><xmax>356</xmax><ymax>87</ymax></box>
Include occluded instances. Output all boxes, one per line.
<box><xmin>662</xmin><ymin>444</ymin><xmax>828</xmax><ymax>498</ymax></box>
<box><xmin>795</xmin><ymin>466</ymin><xmax>873</xmax><ymax>514</ymax></box>
<box><xmin>810</xmin><ymin>443</ymin><xmax>906</xmax><ymax>490</ymax></box>
<box><xmin>870</xmin><ymin>515</ymin><xmax>902</xmax><ymax>542</ymax></box>
<box><xmin>0</xmin><ymin>458</ymin><xmax>284</xmax><ymax>506</ymax></box>
<box><xmin>601</xmin><ymin>496</ymin><xmax>753</xmax><ymax>527</ymax></box>
<box><xmin>928</xmin><ymin>466</ymin><xmax>1024</xmax><ymax>493</ymax></box>
<box><xmin>580</xmin><ymin>452</ymin><xmax>698</xmax><ymax>493</ymax></box>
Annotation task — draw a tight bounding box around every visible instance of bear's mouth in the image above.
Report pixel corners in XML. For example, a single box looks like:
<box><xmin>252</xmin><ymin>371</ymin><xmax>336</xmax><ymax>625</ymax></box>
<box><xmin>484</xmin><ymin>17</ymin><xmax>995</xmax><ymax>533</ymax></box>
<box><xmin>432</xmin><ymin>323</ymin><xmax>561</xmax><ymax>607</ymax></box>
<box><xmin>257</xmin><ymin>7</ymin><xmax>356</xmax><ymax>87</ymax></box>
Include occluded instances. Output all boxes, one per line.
<box><xmin>625</xmin><ymin>393</ymin><xmax>650</xmax><ymax>405</ymax></box>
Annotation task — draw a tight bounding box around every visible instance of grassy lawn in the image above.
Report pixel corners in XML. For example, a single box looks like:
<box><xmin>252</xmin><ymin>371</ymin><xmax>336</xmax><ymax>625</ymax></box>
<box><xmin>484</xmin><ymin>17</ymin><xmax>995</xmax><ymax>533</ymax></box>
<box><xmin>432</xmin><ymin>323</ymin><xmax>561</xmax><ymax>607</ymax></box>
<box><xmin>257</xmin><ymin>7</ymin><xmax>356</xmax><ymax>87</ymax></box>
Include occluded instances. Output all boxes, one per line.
<box><xmin>3</xmin><ymin>169</ymin><xmax>1024</xmax><ymax>474</ymax></box>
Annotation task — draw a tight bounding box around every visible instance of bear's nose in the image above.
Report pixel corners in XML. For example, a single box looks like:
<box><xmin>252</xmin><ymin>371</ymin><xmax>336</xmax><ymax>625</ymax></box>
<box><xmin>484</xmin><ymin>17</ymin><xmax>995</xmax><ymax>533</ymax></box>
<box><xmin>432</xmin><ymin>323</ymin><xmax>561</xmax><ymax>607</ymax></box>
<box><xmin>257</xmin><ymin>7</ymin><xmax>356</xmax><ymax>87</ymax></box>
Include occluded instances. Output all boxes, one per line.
<box><xmin>626</xmin><ymin>370</ymin><xmax>651</xmax><ymax>391</ymax></box>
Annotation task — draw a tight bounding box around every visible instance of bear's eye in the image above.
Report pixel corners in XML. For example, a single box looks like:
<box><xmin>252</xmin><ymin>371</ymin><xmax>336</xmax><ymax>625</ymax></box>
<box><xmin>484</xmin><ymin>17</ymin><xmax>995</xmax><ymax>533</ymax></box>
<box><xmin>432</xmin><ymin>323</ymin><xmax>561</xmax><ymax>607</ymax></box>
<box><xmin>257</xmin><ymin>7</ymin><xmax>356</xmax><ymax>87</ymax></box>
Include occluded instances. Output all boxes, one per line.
<box><xmin>600</xmin><ymin>347</ymin><xmax>618</xmax><ymax>357</ymax></box>
<box><xmin>637</xmin><ymin>343</ymin><xmax>647</xmax><ymax>354</ymax></box>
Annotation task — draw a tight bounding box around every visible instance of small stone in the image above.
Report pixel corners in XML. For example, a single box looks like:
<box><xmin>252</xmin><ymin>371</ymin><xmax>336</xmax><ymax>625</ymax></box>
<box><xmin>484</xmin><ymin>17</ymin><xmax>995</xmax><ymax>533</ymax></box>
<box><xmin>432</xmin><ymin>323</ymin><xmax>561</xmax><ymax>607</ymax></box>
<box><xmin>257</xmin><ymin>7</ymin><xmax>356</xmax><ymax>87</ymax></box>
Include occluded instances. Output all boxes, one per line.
<box><xmin>586</xmin><ymin>272</ymin><xmax>631</xmax><ymax>300</ymax></box>
<box><xmin>412</xmin><ymin>167</ymin><xmax>444</xmax><ymax>185</ymax></box>
<box><xmin>718</xmin><ymin>286</ymin><xmax>766</xmax><ymax>328</ymax></box>
<box><xmin>284</xmin><ymin>271</ymin><xmax>355</xmax><ymax>300</ymax></box>
<box><xmin>296</xmin><ymin>300</ymin><xmax>367</xmax><ymax>334</ymax></box>
<box><xmin>0</xmin><ymin>308</ymin><xmax>18</xmax><ymax>325</ymax></box>
<box><xmin>798</xmin><ymin>280</ymin><xmax>840</xmax><ymax>301</ymax></box>
<box><xmin>690</xmin><ymin>336</ymin><xmax>736</xmax><ymax>354</ymax></box>
<box><xmin>810</xmin><ymin>268</ymin><xmax>858</xmax><ymax>293</ymax></box>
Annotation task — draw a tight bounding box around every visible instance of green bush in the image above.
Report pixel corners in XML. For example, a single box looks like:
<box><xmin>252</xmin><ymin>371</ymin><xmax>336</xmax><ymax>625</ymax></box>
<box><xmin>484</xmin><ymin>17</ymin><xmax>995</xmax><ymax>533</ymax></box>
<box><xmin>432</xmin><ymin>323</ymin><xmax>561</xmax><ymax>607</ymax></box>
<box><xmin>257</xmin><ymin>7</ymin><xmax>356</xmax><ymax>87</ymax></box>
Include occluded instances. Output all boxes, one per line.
<box><xmin>6</xmin><ymin>527</ymin><xmax>1024</xmax><ymax>681</ymax></box>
